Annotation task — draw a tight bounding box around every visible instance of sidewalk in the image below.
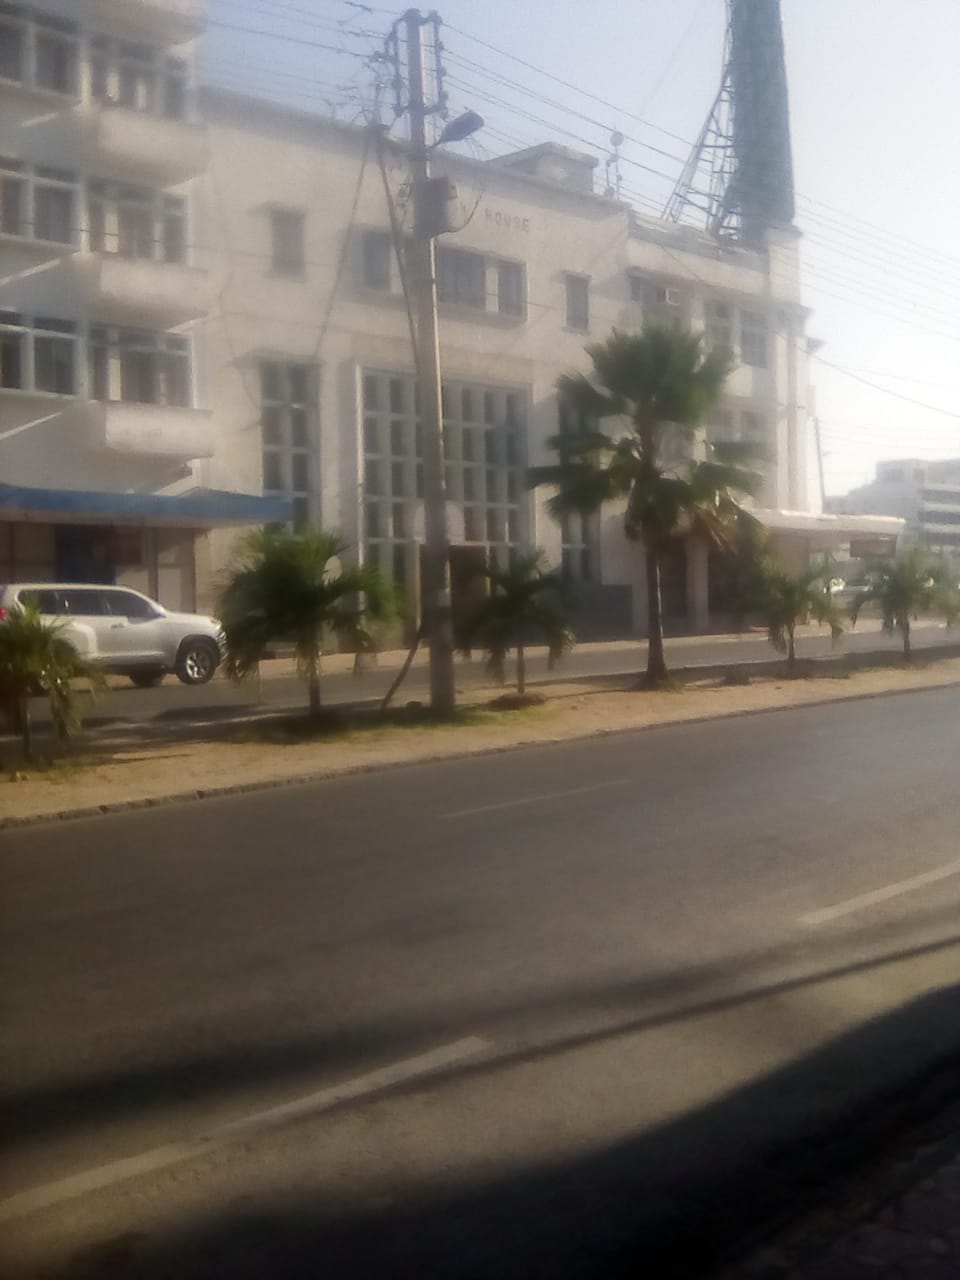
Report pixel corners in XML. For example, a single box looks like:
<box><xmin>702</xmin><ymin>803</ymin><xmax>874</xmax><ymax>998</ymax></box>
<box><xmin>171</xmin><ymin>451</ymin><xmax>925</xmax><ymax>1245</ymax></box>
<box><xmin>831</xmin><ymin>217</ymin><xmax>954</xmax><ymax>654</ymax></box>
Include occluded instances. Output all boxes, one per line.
<box><xmin>729</xmin><ymin>1101</ymin><xmax>960</xmax><ymax>1280</ymax></box>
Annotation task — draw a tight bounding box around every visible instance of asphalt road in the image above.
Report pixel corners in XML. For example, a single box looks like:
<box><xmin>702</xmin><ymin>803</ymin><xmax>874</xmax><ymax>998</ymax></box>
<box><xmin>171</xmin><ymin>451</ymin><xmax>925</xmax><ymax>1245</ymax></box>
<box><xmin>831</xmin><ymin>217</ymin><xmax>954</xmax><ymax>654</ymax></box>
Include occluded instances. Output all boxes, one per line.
<box><xmin>34</xmin><ymin>620</ymin><xmax>956</xmax><ymax>727</ymax></box>
<box><xmin>3</xmin><ymin>686</ymin><xmax>960</xmax><ymax>1277</ymax></box>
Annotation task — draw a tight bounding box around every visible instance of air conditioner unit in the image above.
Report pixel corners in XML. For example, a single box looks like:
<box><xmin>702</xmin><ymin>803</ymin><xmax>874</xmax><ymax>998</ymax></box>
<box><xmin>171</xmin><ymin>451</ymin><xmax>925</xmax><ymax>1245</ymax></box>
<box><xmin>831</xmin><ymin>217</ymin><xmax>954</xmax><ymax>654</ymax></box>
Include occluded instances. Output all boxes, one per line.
<box><xmin>657</xmin><ymin>286</ymin><xmax>683</xmax><ymax>306</ymax></box>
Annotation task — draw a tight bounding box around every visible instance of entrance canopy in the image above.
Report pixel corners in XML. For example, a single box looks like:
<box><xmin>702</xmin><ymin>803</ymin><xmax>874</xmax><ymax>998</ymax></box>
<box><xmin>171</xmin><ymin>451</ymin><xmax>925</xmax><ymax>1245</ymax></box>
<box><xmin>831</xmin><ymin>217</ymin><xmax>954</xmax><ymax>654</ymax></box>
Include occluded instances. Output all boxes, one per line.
<box><xmin>0</xmin><ymin>485</ymin><xmax>290</xmax><ymax>528</ymax></box>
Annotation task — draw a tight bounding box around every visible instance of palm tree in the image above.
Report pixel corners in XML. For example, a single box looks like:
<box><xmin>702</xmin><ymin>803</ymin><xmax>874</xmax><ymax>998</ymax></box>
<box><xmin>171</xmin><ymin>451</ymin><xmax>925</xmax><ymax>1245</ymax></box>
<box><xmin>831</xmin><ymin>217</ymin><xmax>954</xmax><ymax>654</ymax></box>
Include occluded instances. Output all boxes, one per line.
<box><xmin>850</xmin><ymin>545</ymin><xmax>959</xmax><ymax>660</ymax></box>
<box><xmin>753</xmin><ymin>560</ymin><xmax>844</xmax><ymax>673</ymax></box>
<box><xmin>459</xmin><ymin>551</ymin><xmax>574</xmax><ymax>695</ymax></box>
<box><xmin>530</xmin><ymin>327</ymin><xmax>763</xmax><ymax>687</ymax></box>
<box><xmin>218</xmin><ymin>528</ymin><xmax>397</xmax><ymax>716</ymax></box>
<box><xmin>0</xmin><ymin>604</ymin><xmax>105</xmax><ymax>760</ymax></box>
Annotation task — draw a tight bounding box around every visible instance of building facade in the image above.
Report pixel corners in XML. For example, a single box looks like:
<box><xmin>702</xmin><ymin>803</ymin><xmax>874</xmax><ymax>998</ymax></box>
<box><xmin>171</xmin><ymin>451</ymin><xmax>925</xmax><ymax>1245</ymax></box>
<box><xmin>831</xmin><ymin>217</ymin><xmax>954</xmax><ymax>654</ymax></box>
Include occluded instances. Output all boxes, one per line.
<box><xmin>827</xmin><ymin>459</ymin><xmax>960</xmax><ymax>570</ymax></box>
<box><xmin>3</xmin><ymin>0</ymin><xmax>858</xmax><ymax>635</ymax></box>
<box><xmin>0</xmin><ymin>0</ymin><xmax>285</xmax><ymax>609</ymax></box>
<box><xmin>196</xmin><ymin>86</ymin><xmax>824</xmax><ymax>634</ymax></box>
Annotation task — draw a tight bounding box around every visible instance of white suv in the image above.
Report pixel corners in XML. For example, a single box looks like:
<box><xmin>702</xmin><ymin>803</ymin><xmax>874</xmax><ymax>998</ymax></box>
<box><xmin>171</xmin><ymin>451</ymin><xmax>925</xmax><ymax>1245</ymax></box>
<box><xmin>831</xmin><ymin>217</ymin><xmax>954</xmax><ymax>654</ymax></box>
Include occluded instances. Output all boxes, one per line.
<box><xmin>0</xmin><ymin>583</ymin><xmax>224</xmax><ymax>687</ymax></box>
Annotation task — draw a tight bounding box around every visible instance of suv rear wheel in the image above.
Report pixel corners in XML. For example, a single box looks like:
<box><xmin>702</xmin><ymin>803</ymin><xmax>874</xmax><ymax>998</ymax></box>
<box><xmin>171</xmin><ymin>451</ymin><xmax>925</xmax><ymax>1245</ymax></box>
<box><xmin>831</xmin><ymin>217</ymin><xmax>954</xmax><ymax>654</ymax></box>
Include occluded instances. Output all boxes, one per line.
<box><xmin>129</xmin><ymin>668</ymin><xmax>166</xmax><ymax>689</ymax></box>
<box><xmin>175</xmin><ymin>638</ymin><xmax>220</xmax><ymax>685</ymax></box>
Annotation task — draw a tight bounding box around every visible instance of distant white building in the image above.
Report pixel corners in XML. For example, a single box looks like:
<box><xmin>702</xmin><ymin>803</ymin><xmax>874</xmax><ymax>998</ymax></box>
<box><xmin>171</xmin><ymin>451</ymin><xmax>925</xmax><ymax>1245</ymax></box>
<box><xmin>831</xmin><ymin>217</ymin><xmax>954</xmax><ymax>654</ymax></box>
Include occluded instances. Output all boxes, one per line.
<box><xmin>827</xmin><ymin>459</ymin><xmax>960</xmax><ymax>569</ymax></box>
<box><xmin>0</xmin><ymin>0</ymin><xmax>899</xmax><ymax>635</ymax></box>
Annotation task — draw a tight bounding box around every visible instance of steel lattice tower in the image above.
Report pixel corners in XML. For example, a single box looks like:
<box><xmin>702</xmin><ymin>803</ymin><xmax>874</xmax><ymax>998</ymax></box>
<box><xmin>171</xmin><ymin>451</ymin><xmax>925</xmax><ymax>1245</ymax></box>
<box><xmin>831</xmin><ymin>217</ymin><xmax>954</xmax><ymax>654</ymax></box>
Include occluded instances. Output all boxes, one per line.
<box><xmin>665</xmin><ymin>0</ymin><xmax>795</xmax><ymax>244</ymax></box>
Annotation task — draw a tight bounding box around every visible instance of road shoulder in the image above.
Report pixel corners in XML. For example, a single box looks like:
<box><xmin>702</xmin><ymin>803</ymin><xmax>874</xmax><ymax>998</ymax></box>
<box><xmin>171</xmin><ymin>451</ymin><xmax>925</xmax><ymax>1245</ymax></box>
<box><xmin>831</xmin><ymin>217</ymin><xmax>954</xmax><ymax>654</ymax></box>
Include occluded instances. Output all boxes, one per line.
<box><xmin>3</xmin><ymin>656</ymin><xmax>960</xmax><ymax>830</ymax></box>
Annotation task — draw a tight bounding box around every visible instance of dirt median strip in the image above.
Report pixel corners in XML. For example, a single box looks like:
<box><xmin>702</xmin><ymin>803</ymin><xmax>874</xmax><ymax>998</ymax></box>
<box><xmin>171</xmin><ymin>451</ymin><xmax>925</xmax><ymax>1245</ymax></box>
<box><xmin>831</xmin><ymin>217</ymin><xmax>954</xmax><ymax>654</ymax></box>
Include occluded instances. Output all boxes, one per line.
<box><xmin>3</xmin><ymin>658</ymin><xmax>960</xmax><ymax>831</ymax></box>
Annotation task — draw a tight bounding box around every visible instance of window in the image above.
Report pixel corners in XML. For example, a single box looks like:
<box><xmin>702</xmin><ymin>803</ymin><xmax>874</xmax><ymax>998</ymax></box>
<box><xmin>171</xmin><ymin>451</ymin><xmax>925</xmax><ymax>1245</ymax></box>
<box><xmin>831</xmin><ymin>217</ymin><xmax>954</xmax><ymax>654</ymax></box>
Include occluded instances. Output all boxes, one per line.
<box><xmin>0</xmin><ymin>14</ymin><xmax>24</xmax><ymax>82</ymax></box>
<box><xmin>0</xmin><ymin>312</ymin><xmax>77</xmax><ymax>394</ymax></box>
<box><xmin>557</xmin><ymin>394</ymin><xmax>600</xmax><ymax>580</ymax></box>
<box><xmin>18</xmin><ymin>588</ymin><xmax>62</xmax><ymax>615</ymax></box>
<box><xmin>565</xmin><ymin>274</ymin><xmax>589</xmax><ymax>331</ymax></box>
<box><xmin>90</xmin><ymin>38</ymin><xmax>191</xmax><ymax>118</ymax></box>
<box><xmin>362</xmin><ymin>230</ymin><xmax>392</xmax><ymax>290</ymax></box>
<box><xmin>706</xmin><ymin>300</ymin><xmax>733</xmax><ymax>354</ymax></box>
<box><xmin>740</xmin><ymin>310</ymin><xmax>768</xmax><ymax>368</ymax></box>
<box><xmin>628</xmin><ymin>274</ymin><xmax>646</xmax><ymax>304</ymax></box>
<box><xmin>708</xmin><ymin>410</ymin><xmax>736</xmax><ymax>443</ymax></box>
<box><xmin>0</xmin><ymin>158</ymin><xmax>24</xmax><ymax>235</ymax></box>
<box><xmin>35</xmin><ymin>22</ymin><xmax>76</xmax><ymax>94</ymax></box>
<box><xmin>60</xmin><ymin>589</ymin><xmax>108</xmax><ymax>616</ymax></box>
<box><xmin>102</xmin><ymin>589</ymin><xmax>158</xmax><ymax>620</ymax></box>
<box><xmin>87</xmin><ymin>181</ymin><xmax>185</xmax><ymax>262</ymax></box>
<box><xmin>270</xmin><ymin>208</ymin><xmax>305</xmax><ymax>277</ymax></box>
<box><xmin>261</xmin><ymin>361</ymin><xmax>317</xmax><ymax>531</ymax></box>
<box><xmin>361</xmin><ymin>370</ymin><xmax>527</xmax><ymax>571</ymax></box>
<box><xmin>0</xmin><ymin>9</ymin><xmax>77</xmax><ymax>95</ymax></box>
<box><xmin>741</xmin><ymin>410</ymin><xmax>766</xmax><ymax>441</ymax></box>
<box><xmin>0</xmin><ymin>159</ymin><xmax>77</xmax><ymax>245</ymax></box>
<box><xmin>88</xmin><ymin>326</ymin><xmax>191</xmax><ymax>406</ymax></box>
<box><xmin>497</xmin><ymin>261</ymin><xmax>525</xmax><ymax>317</ymax></box>
<box><xmin>437</xmin><ymin>248</ymin><xmax>486</xmax><ymax>309</ymax></box>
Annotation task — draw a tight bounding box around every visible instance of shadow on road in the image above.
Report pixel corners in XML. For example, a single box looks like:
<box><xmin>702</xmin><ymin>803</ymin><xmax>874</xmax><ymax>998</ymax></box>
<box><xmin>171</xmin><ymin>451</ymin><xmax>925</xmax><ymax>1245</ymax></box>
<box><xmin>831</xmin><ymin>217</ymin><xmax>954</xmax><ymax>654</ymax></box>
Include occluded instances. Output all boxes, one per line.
<box><xmin>14</xmin><ymin>977</ymin><xmax>960</xmax><ymax>1280</ymax></box>
<box><xmin>5</xmin><ymin>923</ymin><xmax>960</xmax><ymax>1155</ymax></box>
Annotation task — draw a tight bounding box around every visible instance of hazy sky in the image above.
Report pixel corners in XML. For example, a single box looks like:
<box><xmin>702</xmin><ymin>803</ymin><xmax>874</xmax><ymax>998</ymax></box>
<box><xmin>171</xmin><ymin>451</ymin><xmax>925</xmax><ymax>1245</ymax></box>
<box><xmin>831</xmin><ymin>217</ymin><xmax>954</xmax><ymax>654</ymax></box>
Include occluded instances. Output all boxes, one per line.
<box><xmin>204</xmin><ymin>0</ymin><xmax>960</xmax><ymax>501</ymax></box>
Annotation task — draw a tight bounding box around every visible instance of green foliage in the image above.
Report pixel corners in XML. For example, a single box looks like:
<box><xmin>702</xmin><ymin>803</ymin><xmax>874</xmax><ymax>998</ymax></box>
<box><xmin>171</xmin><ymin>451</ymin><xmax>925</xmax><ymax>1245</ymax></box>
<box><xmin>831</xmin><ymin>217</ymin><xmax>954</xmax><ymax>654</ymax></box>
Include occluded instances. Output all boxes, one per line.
<box><xmin>750</xmin><ymin>559</ymin><xmax>844</xmax><ymax>668</ymax></box>
<box><xmin>850</xmin><ymin>545</ymin><xmax>959</xmax><ymax>657</ymax></box>
<box><xmin>218</xmin><ymin>527</ymin><xmax>398</xmax><ymax>714</ymax></box>
<box><xmin>458</xmin><ymin>551</ymin><xmax>574</xmax><ymax>693</ymax></box>
<box><xmin>0</xmin><ymin>604</ymin><xmax>105</xmax><ymax>757</ymax></box>
<box><xmin>529</xmin><ymin>327</ymin><xmax>762</xmax><ymax>683</ymax></box>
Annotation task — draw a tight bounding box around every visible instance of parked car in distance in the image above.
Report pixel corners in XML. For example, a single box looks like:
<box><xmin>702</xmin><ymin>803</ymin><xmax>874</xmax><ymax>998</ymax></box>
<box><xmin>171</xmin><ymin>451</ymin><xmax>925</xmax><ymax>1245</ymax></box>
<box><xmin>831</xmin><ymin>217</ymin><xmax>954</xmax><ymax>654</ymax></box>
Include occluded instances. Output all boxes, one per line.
<box><xmin>0</xmin><ymin>584</ymin><xmax>223</xmax><ymax>687</ymax></box>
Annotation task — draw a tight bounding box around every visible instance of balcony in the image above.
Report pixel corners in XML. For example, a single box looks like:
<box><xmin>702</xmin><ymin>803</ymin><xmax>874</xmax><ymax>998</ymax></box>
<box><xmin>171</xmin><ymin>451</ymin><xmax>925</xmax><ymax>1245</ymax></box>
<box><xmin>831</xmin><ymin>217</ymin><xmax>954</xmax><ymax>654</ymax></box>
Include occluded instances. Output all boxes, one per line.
<box><xmin>89</xmin><ymin>0</ymin><xmax>205</xmax><ymax>44</ymax></box>
<box><xmin>79</xmin><ymin>253</ymin><xmax>214</xmax><ymax>326</ymax></box>
<box><xmin>89</xmin><ymin>400</ymin><xmax>214</xmax><ymax>460</ymax></box>
<box><xmin>85</xmin><ymin>104</ymin><xmax>207</xmax><ymax>184</ymax></box>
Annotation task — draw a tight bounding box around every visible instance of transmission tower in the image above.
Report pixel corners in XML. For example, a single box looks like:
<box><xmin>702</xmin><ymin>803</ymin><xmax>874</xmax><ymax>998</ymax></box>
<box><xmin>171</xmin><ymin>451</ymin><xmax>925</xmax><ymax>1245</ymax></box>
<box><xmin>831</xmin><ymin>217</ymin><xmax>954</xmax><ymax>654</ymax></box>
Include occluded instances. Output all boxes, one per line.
<box><xmin>665</xmin><ymin>0</ymin><xmax>795</xmax><ymax>244</ymax></box>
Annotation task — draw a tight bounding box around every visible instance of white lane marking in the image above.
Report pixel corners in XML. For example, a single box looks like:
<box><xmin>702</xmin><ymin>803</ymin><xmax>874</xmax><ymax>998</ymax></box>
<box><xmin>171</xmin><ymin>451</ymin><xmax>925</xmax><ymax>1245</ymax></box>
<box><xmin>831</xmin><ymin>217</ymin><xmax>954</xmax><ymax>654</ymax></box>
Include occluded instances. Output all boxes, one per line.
<box><xmin>0</xmin><ymin>1036</ymin><xmax>489</xmax><ymax>1223</ymax></box>
<box><xmin>800</xmin><ymin>858</ymin><xmax>960</xmax><ymax>926</ymax></box>
<box><xmin>443</xmin><ymin>779</ymin><xmax>629</xmax><ymax>820</ymax></box>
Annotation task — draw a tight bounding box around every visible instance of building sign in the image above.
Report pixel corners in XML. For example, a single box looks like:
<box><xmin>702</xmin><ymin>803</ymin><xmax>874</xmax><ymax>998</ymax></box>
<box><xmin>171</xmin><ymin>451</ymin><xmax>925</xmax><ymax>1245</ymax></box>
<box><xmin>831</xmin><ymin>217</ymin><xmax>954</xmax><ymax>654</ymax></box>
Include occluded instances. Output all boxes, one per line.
<box><xmin>484</xmin><ymin>208</ymin><xmax>530</xmax><ymax>233</ymax></box>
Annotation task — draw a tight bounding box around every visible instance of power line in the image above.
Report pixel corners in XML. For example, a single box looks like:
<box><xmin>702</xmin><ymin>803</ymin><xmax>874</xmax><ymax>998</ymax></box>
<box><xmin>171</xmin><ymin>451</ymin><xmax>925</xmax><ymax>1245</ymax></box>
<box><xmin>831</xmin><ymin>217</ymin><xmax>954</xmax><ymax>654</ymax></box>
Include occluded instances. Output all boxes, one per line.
<box><xmin>811</xmin><ymin>356</ymin><xmax>960</xmax><ymax>421</ymax></box>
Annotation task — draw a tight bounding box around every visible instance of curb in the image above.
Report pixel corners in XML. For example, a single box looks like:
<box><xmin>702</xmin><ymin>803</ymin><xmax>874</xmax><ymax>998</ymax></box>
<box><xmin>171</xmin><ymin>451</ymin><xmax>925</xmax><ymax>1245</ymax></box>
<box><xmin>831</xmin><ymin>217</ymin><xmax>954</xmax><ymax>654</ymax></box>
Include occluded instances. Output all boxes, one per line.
<box><xmin>3</xmin><ymin>671</ymin><xmax>959</xmax><ymax>833</ymax></box>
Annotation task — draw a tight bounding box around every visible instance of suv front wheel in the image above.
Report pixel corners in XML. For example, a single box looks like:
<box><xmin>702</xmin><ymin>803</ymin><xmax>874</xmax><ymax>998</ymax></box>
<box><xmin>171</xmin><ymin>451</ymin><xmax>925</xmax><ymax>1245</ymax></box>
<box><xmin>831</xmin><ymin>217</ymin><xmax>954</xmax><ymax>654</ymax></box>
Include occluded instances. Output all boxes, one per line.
<box><xmin>175</xmin><ymin>638</ymin><xmax>220</xmax><ymax>685</ymax></box>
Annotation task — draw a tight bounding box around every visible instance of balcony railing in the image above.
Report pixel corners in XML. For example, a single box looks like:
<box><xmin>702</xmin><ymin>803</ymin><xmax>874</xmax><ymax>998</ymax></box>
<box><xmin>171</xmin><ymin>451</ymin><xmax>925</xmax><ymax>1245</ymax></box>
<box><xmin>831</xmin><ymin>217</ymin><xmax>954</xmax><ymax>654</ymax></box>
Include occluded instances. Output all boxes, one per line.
<box><xmin>80</xmin><ymin>253</ymin><xmax>214</xmax><ymax>327</ymax></box>
<box><xmin>85</xmin><ymin>104</ymin><xmax>207</xmax><ymax>184</ymax></box>
<box><xmin>88</xmin><ymin>400</ymin><xmax>214</xmax><ymax>460</ymax></box>
<box><xmin>89</xmin><ymin>0</ymin><xmax>205</xmax><ymax>44</ymax></box>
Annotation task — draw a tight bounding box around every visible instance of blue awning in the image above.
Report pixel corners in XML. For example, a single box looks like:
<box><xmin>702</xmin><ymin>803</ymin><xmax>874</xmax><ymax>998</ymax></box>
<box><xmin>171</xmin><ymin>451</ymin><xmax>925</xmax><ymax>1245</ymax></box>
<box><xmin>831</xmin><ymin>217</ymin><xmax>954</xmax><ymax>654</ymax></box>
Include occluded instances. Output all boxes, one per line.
<box><xmin>0</xmin><ymin>484</ymin><xmax>291</xmax><ymax>527</ymax></box>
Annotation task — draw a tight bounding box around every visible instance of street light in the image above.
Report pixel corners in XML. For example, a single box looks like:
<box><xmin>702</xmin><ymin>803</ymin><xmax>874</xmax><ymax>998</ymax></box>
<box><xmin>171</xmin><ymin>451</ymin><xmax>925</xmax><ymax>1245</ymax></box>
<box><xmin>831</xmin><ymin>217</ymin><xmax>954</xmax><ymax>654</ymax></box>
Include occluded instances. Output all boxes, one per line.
<box><xmin>436</xmin><ymin>110</ymin><xmax>484</xmax><ymax>147</ymax></box>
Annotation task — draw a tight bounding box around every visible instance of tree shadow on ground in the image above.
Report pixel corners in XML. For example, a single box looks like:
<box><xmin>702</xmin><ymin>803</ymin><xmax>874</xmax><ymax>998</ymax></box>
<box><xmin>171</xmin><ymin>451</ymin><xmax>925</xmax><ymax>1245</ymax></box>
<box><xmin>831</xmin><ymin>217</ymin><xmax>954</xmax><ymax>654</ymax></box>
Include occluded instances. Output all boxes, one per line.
<box><xmin>7</xmin><ymin>958</ymin><xmax>960</xmax><ymax>1280</ymax></box>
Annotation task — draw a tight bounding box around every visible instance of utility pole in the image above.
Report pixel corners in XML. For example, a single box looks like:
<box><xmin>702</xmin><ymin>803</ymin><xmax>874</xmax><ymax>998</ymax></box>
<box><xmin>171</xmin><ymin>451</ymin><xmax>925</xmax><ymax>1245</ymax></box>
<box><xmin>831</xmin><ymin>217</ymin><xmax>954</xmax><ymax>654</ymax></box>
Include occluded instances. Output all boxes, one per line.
<box><xmin>403</xmin><ymin>8</ymin><xmax>455</xmax><ymax>715</ymax></box>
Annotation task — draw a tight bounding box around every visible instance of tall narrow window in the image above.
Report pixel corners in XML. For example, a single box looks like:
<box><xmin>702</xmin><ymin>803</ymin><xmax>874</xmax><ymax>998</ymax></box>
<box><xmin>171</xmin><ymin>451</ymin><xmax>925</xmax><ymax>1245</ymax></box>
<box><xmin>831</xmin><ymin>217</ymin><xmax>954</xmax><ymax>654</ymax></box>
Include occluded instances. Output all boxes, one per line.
<box><xmin>497</xmin><ymin>260</ymin><xmax>525</xmax><ymax>317</ymax></box>
<box><xmin>270</xmin><ymin>208</ymin><xmax>305</xmax><ymax>277</ymax></box>
<box><xmin>261</xmin><ymin>362</ymin><xmax>318</xmax><ymax>530</ymax></box>
<box><xmin>362</xmin><ymin>230</ymin><xmax>392</xmax><ymax>290</ymax></box>
<box><xmin>740</xmin><ymin>310</ymin><xmax>768</xmax><ymax>368</ymax></box>
<box><xmin>565</xmin><ymin>274</ymin><xmax>589</xmax><ymax>331</ymax></box>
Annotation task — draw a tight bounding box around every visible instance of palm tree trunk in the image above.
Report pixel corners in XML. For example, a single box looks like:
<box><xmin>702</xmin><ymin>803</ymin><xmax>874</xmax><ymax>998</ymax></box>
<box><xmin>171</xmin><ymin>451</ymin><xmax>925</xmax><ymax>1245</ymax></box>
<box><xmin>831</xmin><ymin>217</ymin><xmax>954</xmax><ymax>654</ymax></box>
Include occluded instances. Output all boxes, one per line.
<box><xmin>644</xmin><ymin>544</ymin><xmax>668</xmax><ymax>687</ymax></box>
<box><xmin>307</xmin><ymin>655</ymin><xmax>322</xmax><ymax>716</ymax></box>
<box><xmin>516</xmin><ymin>643</ymin><xmax>526</xmax><ymax>696</ymax></box>
<box><xmin>380</xmin><ymin>623</ymin><xmax>425</xmax><ymax>714</ymax></box>
<box><xmin>787</xmin><ymin>626</ymin><xmax>796</xmax><ymax>673</ymax></box>
<box><xmin>902</xmin><ymin>616</ymin><xmax>912</xmax><ymax>662</ymax></box>
<box><xmin>19</xmin><ymin>691</ymin><xmax>32</xmax><ymax>762</ymax></box>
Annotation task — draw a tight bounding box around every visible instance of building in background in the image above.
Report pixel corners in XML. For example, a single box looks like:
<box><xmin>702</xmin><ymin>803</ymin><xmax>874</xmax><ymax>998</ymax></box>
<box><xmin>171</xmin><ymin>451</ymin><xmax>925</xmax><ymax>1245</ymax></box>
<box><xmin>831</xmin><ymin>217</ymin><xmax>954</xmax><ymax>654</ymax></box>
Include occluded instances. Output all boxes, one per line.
<box><xmin>827</xmin><ymin>459</ymin><xmax>960</xmax><ymax>571</ymax></box>
<box><xmin>0</xmin><ymin>0</ymin><xmax>286</xmax><ymax>610</ymax></box>
<box><xmin>199</xmin><ymin>87</ymin><xmax>833</xmax><ymax>637</ymax></box>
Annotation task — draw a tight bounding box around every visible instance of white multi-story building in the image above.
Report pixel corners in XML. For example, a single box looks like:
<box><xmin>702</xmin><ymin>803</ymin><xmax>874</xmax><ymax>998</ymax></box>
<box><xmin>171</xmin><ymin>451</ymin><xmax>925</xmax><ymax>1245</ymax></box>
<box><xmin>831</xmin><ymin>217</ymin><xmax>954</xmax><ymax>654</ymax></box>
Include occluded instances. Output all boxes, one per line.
<box><xmin>1</xmin><ymin>1</ymin><xmax>897</xmax><ymax>633</ymax></box>
<box><xmin>0</xmin><ymin>0</ymin><xmax>286</xmax><ymax>609</ymax></box>
<box><xmin>827</xmin><ymin>459</ymin><xmax>960</xmax><ymax>569</ymax></box>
